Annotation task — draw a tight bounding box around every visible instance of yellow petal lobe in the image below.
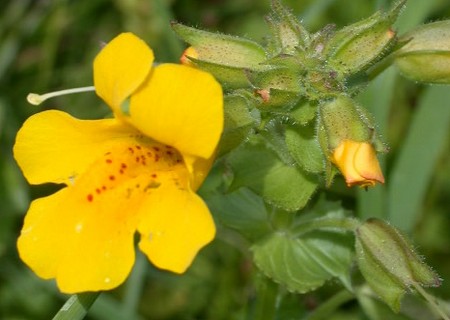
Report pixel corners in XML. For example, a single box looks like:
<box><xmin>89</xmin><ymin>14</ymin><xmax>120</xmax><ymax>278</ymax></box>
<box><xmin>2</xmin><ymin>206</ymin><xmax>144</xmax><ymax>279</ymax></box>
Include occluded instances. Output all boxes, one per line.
<box><xmin>13</xmin><ymin>110</ymin><xmax>135</xmax><ymax>185</ymax></box>
<box><xmin>94</xmin><ymin>32</ymin><xmax>154</xmax><ymax>117</ymax></box>
<box><xmin>331</xmin><ymin>140</ymin><xmax>384</xmax><ymax>187</ymax></box>
<box><xmin>17</xmin><ymin>187</ymin><xmax>136</xmax><ymax>293</ymax></box>
<box><xmin>137</xmin><ymin>185</ymin><xmax>215</xmax><ymax>273</ymax></box>
<box><xmin>129</xmin><ymin>63</ymin><xmax>223</xmax><ymax>160</ymax></box>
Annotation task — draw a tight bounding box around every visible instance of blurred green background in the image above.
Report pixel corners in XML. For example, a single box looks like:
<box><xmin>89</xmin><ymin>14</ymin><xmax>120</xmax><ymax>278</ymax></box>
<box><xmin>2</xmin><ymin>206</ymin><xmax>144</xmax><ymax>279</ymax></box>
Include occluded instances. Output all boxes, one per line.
<box><xmin>1</xmin><ymin>0</ymin><xmax>449</xmax><ymax>319</ymax></box>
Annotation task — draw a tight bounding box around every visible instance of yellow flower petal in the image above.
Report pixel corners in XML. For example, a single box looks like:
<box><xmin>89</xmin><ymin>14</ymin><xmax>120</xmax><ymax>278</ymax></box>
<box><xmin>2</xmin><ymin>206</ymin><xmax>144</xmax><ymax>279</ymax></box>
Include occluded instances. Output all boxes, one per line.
<box><xmin>354</xmin><ymin>142</ymin><xmax>385</xmax><ymax>184</ymax></box>
<box><xmin>190</xmin><ymin>151</ymin><xmax>216</xmax><ymax>191</ymax></box>
<box><xmin>17</xmin><ymin>185</ymin><xmax>137</xmax><ymax>293</ymax></box>
<box><xmin>129</xmin><ymin>63</ymin><xmax>223</xmax><ymax>160</ymax></box>
<box><xmin>331</xmin><ymin>140</ymin><xmax>384</xmax><ymax>187</ymax></box>
<box><xmin>18</xmin><ymin>133</ymin><xmax>198</xmax><ymax>291</ymax></box>
<box><xmin>13</xmin><ymin>110</ymin><xmax>135</xmax><ymax>185</ymax></box>
<box><xmin>94</xmin><ymin>32</ymin><xmax>154</xmax><ymax>117</ymax></box>
<box><xmin>137</xmin><ymin>184</ymin><xmax>215</xmax><ymax>273</ymax></box>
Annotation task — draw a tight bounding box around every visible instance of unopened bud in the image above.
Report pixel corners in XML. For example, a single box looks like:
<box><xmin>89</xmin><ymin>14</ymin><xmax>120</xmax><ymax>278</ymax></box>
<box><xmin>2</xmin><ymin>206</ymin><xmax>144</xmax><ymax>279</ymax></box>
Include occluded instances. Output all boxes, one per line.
<box><xmin>323</xmin><ymin>0</ymin><xmax>404</xmax><ymax>75</ymax></box>
<box><xmin>394</xmin><ymin>20</ymin><xmax>450</xmax><ymax>84</ymax></box>
<box><xmin>355</xmin><ymin>218</ymin><xmax>441</xmax><ymax>311</ymax></box>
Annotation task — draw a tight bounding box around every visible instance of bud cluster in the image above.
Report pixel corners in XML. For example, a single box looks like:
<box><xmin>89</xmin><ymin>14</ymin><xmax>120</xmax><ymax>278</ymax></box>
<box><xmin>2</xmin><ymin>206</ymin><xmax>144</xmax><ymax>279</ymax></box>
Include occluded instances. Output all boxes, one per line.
<box><xmin>173</xmin><ymin>0</ymin><xmax>411</xmax><ymax>188</ymax></box>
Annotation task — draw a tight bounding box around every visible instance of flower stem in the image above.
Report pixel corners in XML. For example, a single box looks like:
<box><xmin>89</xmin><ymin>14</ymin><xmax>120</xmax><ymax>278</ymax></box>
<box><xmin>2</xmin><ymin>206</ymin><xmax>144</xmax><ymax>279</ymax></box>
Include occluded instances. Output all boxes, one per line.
<box><xmin>291</xmin><ymin>217</ymin><xmax>360</xmax><ymax>236</ymax></box>
<box><xmin>413</xmin><ymin>283</ymin><xmax>450</xmax><ymax>320</ymax></box>
<box><xmin>251</xmin><ymin>273</ymin><xmax>280</xmax><ymax>320</ymax></box>
<box><xmin>52</xmin><ymin>292</ymin><xmax>101</xmax><ymax>320</ymax></box>
<box><xmin>306</xmin><ymin>289</ymin><xmax>355</xmax><ymax>320</ymax></box>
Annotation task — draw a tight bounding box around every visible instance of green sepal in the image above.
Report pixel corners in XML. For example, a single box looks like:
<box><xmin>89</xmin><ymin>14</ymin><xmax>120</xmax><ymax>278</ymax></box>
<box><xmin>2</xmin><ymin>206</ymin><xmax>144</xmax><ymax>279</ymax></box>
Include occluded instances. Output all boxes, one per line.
<box><xmin>323</xmin><ymin>0</ymin><xmax>405</xmax><ymax>75</ymax></box>
<box><xmin>252</xmin><ymin>228</ymin><xmax>354</xmax><ymax>293</ymax></box>
<box><xmin>188</xmin><ymin>58</ymin><xmax>252</xmax><ymax>89</ymax></box>
<box><xmin>285</xmin><ymin>122</ymin><xmax>324</xmax><ymax>174</ymax></box>
<box><xmin>246</xmin><ymin>67</ymin><xmax>303</xmax><ymax>93</ymax></box>
<box><xmin>172</xmin><ymin>22</ymin><xmax>267</xmax><ymax>69</ymax></box>
<box><xmin>316</xmin><ymin>120</ymin><xmax>337</xmax><ymax>187</ymax></box>
<box><xmin>266</xmin><ymin>0</ymin><xmax>310</xmax><ymax>55</ymax></box>
<box><xmin>255</xmin><ymin>88</ymin><xmax>302</xmax><ymax>111</ymax></box>
<box><xmin>319</xmin><ymin>95</ymin><xmax>374</xmax><ymax>150</ymax></box>
<box><xmin>394</xmin><ymin>20</ymin><xmax>450</xmax><ymax>84</ymax></box>
<box><xmin>219</xmin><ymin>93</ymin><xmax>257</xmax><ymax>155</ymax></box>
<box><xmin>355</xmin><ymin>218</ymin><xmax>441</xmax><ymax>312</ymax></box>
<box><xmin>289</xmin><ymin>100</ymin><xmax>317</xmax><ymax>125</ymax></box>
<box><xmin>228</xmin><ymin>137</ymin><xmax>318</xmax><ymax>212</ymax></box>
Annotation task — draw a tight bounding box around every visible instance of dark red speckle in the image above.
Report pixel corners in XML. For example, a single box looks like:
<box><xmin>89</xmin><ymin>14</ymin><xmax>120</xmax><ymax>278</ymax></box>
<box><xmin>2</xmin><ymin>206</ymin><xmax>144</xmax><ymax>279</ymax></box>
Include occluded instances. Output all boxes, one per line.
<box><xmin>87</xmin><ymin>194</ymin><xmax>93</xmax><ymax>202</ymax></box>
<box><xmin>109</xmin><ymin>175</ymin><xmax>115</xmax><ymax>181</ymax></box>
<box><xmin>106</xmin><ymin>159</ymin><xmax>112</xmax><ymax>164</ymax></box>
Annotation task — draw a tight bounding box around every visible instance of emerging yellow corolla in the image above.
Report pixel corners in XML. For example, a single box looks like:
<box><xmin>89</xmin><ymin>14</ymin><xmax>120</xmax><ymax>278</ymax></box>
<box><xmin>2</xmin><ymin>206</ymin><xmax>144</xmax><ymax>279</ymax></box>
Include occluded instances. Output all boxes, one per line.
<box><xmin>14</xmin><ymin>33</ymin><xmax>223</xmax><ymax>293</ymax></box>
<box><xmin>331</xmin><ymin>140</ymin><xmax>385</xmax><ymax>188</ymax></box>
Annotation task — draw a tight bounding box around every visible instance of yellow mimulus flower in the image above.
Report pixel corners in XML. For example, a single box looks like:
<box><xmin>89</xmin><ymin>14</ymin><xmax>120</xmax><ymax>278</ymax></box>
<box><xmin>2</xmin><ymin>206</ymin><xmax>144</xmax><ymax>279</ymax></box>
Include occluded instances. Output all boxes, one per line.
<box><xmin>331</xmin><ymin>140</ymin><xmax>385</xmax><ymax>188</ymax></box>
<box><xmin>14</xmin><ymin>33</ymin><xmax>223</xmax><ymax>293</ymax></box>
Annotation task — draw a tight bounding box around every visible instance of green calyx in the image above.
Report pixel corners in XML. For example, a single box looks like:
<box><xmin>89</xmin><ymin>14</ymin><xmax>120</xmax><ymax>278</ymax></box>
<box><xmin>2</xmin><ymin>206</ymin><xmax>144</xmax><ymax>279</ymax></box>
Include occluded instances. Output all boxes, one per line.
<box><xmin>355</xmin><ymin>218</ymin><xmax>441</xmax><ymax>312</ymax></box>
<box><xmin>394</xmin><ymin>20</ymin><xmax>450</xmax><ymax>84</ymax></box>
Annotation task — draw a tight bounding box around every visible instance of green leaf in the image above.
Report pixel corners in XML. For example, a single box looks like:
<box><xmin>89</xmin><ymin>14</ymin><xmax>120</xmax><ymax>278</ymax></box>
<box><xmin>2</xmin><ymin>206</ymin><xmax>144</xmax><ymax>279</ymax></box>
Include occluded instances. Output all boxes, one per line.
<box><xmin>252</xmin><ymin>229</ymin><xmax>354</xmax><ymax>293</ymax></box>
<box><xmin>388</xmin><ymin>86</ymin><xmax>450</xmax><ymax>232</ymax></box>
<box><xmin>207</xmin><ymin>188</ymin><xmax>271</xmax><ymax>241</ymax></box>
<box><xmin>228</xmin><ymin>140</ymin><xmax>318</xmax><ymax>211</ymax></box>
<box><xmin>285</xmin><ymin>123</ymin><xmax>324</xmax><ymax>173</ymax></box>
<box><xmin>219</xmin><ymin>94</ymin><xmax>256</xmax><ymax>155</ymax></box>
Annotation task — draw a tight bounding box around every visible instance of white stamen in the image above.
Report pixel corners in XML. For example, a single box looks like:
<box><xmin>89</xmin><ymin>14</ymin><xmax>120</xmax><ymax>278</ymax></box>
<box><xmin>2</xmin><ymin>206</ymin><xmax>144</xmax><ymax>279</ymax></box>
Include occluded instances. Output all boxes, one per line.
<box><xmin>27</xmin><ymin>86</ymin><xmax>95</xmax><ymax>105</ymax></box>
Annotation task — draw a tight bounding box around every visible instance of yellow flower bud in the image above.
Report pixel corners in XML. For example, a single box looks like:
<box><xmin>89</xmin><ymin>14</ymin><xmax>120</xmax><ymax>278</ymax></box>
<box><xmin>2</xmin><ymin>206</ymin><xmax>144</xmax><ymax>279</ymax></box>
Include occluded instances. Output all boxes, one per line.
<box><xmin>180</xmin><ymin>46</ymin><xmax>199</xmax><ymax>66</ymax></box>
<box><xmin>331</xmin><ymin>140</ymin><xmax>384</xmax><ymax>187</ymax></box>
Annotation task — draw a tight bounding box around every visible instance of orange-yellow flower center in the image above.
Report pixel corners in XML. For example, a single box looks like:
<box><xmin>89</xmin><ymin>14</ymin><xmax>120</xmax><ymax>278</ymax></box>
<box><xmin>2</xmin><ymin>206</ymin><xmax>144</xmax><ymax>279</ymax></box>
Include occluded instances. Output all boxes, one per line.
<box><xmin>78</xmin><ymin>136</ymin><xmax>186</xmax><ymax>205</ymax></box>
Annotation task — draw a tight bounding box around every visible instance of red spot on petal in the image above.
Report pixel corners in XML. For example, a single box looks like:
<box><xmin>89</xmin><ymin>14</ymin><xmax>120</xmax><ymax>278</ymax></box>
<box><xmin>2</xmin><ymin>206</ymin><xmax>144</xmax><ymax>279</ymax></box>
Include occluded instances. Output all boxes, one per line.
<box><xmin>151</xmin><ymin>173</ymin><xmax>157</xmax><ymax>178</ymax></box>
<box><xmin>109</xmin><ymin>175</ymin><xmax>115</xmax><ymax>181</ymax></box>
<box><xmin>153</xmin><ymin>147</ymin><xmax>160</xmax><ymax>152</ymax></box>
<box><xmin>128</xmin><ymin>147</ymin><xmax>134</xmax><ymax>154</ymax></box>
<box><xmin>95</xmin><ymin>188</ymin><xmax>101</xmax><ymax>194</ymax></box>
<box><xmin>102</xmin><ymin>185</ymin><xmax>107</xmax><ymax>190</ymax></box>
<box><xmin>119</xmin><ymin>169</ymin><xmax>124</xmax><ymax>174</ymax></box>
<box><xmin>155</xmin><ymin>155</ymin><xmax>160</xmax><ymax>162</ymax></box>
<box><xmin>136</xmin><ymin>145</ymin><xmax>142</xmax><ymax>150</ymax></box>
<box><xmin>166</xmin><ymin>150</ymin><xmax>173</xmax><ymax>155</ymax></box>
<box><xmin>136</xmin><ymin>156</ymin><xmax>140</xmax><ymax>162</ymax></box>
<box><xmin>106</xmin><ymin>159</ymin><xmax>112</xmax><ymax>164</ymax></box>
<box><xmin>121</xmin><ymin>163</ymin><xmax>127</xmax><ymax>169</ymax></box>
<box><xmin>147</xmin><ymin>152</ymin><xmax>152</xmax><ymax>157</ymax></box>
<box><xmin>87</xmin><ymin>194</ymin><xmax>93</xmax><ymax>202</ymax></box>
